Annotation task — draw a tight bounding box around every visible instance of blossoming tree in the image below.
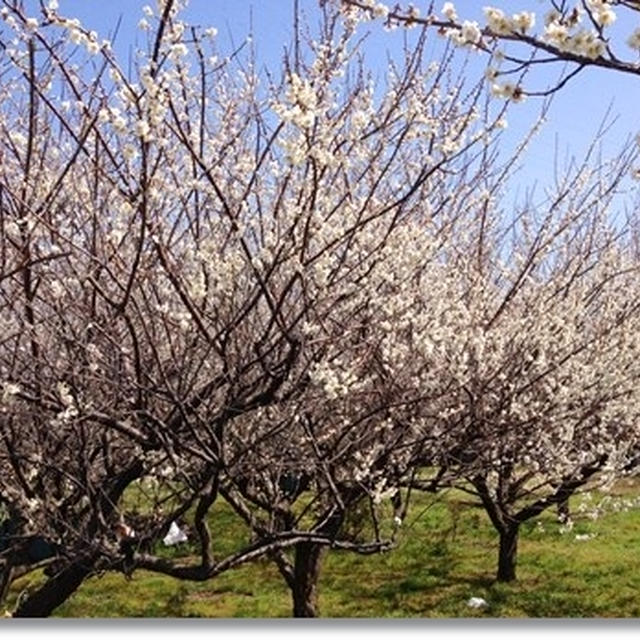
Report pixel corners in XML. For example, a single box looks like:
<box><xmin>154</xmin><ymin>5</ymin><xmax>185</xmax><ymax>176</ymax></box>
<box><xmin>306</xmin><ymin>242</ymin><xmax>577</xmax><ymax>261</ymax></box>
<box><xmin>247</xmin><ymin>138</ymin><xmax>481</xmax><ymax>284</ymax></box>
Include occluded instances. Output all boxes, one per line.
<box><xmin>3</xmin><ymin>0</ymin><xmax>639</xmax><ymax>618</ymax></box>
<box><xmin>0</xmin><ymin>0</ymin><xmax>512</xmax><ymax>616</ymax></box>
<box><xmin>218</xmin><ymin>194</ymin><xmax>498</xmax><ymax>616</ymax></box>
<box><xmin>336</xmin><ymin>0</ymin><xmax>640</xmax><ymax>582</ymax></box>
<box><xmin>406</xmin><ymin>139</ymin><xmax>640</xmax><ymax>582</ymax></box>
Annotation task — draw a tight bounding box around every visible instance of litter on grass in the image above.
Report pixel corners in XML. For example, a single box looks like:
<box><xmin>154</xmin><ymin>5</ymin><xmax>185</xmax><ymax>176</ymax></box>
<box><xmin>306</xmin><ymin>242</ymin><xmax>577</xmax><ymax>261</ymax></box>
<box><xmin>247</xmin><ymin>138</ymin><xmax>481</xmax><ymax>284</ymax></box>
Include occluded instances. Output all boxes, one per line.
<box><xmin>575</xmin><ymin>533</ymin><xmax>596</xmax><ymax>541</ymax></box>
<box><xmin>163</xmin><ymin>521</ymin><xmax>188</xmax><ymax>546</ymax></box>
<box><xmin>466</xmin><ymin>597</ymin><xmax>488</xmax><ymax>609</ymax></box>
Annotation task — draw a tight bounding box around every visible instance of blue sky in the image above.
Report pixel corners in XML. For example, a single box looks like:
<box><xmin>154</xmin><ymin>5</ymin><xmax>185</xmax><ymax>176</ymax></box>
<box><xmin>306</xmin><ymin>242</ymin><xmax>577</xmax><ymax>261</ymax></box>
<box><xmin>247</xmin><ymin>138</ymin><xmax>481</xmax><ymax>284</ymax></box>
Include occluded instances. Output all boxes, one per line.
<box><xmin>23</xmin><ymin>1</ymin><xmax>640</xmax><ymax>202</ymax></box>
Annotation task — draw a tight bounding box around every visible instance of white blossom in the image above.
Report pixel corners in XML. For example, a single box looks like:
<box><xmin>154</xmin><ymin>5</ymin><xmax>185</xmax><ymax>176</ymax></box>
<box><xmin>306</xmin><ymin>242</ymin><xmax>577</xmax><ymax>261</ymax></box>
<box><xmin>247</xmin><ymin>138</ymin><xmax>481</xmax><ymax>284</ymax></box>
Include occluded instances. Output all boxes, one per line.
<box><xmin>442</xmin><ymin>2</ymin><xmax>457</xmax><ymax>21</ymax></box>
<box><xmin>627</xmin><ymin>28</ymin><xmax>640</xmax><ymax>50</ymax></box>
<box><xmin>512</xmin><ymin>11</ymin><xmax>535</xmax><ymax>34</ymax></box>
<box><xmin>461</xmin><ymin>20</ymin><xmax>482</xmax><ymax>44</ymax></box>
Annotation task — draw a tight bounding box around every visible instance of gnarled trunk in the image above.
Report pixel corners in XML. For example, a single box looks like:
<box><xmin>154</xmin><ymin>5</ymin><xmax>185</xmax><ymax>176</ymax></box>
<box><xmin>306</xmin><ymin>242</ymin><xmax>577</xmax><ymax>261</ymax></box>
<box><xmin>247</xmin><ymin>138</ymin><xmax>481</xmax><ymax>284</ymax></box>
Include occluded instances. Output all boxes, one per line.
<box><xmin>0</xmin><ymin>562</ymin><xmax>14</xmax><ymax>607</ymax></box>
<box><xmin>292</xmin><ymin>541</ymin><xmax>327</xmax><ymax>617</ymax></box>
<box><xmin>12</xmin><ymin>554</ymin><xmax>96</xmax><ymax>617</ymax></box>
<box><xmin>497</xmin><ymin>524</ymin><xmax>519</xmax><ymax>582</ymax></box>
<box><xmin>12</xmin><ymin>461</ymin><xmax>146</xmax><ymax>616</ymax></box>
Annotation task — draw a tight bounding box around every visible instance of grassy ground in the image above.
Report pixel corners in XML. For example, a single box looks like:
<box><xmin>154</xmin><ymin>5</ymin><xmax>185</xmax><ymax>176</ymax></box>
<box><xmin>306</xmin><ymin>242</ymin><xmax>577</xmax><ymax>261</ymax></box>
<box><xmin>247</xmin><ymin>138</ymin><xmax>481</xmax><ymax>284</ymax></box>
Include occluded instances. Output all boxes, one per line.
<box><xmin>7</xmin><ymin>479</ymin><xmax>640</xmax><ymax>617</ymax></box>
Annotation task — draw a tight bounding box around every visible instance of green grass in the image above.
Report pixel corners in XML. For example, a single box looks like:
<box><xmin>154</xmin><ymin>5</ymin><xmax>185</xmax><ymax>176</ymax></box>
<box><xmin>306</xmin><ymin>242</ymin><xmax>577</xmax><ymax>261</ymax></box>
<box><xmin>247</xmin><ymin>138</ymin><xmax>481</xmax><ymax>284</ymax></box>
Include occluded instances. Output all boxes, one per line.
<box><xmin>7</xmin><ymin>482</ymin><xmax>640</xmax><ymax>618</ymax></box>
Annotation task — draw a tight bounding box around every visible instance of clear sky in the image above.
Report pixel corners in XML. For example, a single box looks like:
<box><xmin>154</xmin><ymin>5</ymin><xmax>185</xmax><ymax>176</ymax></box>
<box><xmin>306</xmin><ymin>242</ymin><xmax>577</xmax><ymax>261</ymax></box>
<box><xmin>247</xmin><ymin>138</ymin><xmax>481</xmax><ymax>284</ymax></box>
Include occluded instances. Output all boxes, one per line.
<box><xmin>22</xmin><ymin>0</ymin><xmax>640</xmax><ymax>204</ymax></box>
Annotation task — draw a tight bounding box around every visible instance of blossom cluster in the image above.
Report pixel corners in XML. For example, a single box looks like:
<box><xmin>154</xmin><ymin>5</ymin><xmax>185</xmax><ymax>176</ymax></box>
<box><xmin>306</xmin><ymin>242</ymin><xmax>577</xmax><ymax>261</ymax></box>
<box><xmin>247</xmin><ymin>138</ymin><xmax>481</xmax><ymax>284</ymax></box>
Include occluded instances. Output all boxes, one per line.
<box><xmin>483</xmin><ymin>7</ymin><xmax>535</xmax><ymax>35</ymax></box>
<box><xmin>543</xmin><ymin>15</ymin><xmax>607</xmax><ymax>59</ymax></box>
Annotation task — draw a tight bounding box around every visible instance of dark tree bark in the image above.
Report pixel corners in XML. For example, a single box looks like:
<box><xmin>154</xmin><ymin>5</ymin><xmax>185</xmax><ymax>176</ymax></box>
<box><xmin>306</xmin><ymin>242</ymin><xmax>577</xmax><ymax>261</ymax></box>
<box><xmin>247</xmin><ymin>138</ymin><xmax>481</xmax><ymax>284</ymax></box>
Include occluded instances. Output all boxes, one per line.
<box><xmin>496</xmin><ymin>524</ymin><xmax>519</xmax><ymax>582</ymax></box>
<box><xmin>0</xmin><ymin>562</ymin><xmax>14</xmax><ymax>607</ymax></box>
<box><xmin>12</xmin><ymin>554</ymin><xmax>96</xmax><ymax>617</ymax></box>
<box><xmin>292</xmin><ymin>541</ymin><xmax>327</xmax><ymax>617</ymax></box>
<box><xmin>13</xmin><ymin>460</ymin><xmax>143</xmax><ymax>617</ymax></box>
<box><xmin>557</xmin><ymin>498</ymin><xmax>570</xmax><ymax>522</ymax></box>
<box><xmin>471</xmin><ymin>475</ymin><xmax>520</xmax><ymax>582</ymax></box>
<box><xmin>287</xmin><ymin>504</ymin><xmax>347</xmax><ymax>617</ymax></box>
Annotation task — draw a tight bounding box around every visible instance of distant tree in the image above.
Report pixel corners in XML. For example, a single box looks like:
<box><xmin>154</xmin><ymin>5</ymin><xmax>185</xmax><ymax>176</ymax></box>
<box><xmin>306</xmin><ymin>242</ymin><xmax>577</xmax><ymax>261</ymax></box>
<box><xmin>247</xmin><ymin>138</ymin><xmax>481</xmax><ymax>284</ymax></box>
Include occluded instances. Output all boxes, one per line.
<box><xmin>405</xmin><ymin>137</ymin><xmax>640</xmax><ymax>582</ymax></box>
<box><xmin>336</xmin><ymin>0</ymin><xmax>640</xmax><ymax>584</ymax></box>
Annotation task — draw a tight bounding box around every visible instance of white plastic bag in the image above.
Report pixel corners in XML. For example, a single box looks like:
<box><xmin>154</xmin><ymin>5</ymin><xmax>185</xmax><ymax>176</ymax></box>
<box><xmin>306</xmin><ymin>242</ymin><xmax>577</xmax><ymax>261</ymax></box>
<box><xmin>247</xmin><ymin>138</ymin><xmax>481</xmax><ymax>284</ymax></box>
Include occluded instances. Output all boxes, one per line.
<box><xmin>466</xmin><ymin>596</ymin><xmax>488</xmax><ymax>609</ymax></box>
<box><xmin>163</xmin><ymin>521</ymin><xmax>188</xmax><ymax>546</ymax></box>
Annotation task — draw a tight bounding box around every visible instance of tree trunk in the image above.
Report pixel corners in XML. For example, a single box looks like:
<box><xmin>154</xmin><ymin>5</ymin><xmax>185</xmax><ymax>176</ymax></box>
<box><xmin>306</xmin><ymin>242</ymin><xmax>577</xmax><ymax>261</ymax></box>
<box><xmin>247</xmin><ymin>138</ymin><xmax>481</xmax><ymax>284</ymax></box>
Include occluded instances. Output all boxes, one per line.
<box><xmin>12</xmin><ymin>555</ymin><xmax>95</xmax><ymax>617</ymax></box>
<box><xmin>497</xmin><ymin>525</ymin><xmax>519</xmax><ymax>582</ymax></box>
<box><xmin>11</xmin><ymin>461</ymin><xmax>142</xmax><ymax>617</ymax></box>
<box><xmin>0</xmin><ymin>562</ymin><xmax>14</xmax><ymax>607</ymax></box>
<box><xmin>291</xmin><ymin>541</ymin><xmax>327</xmax><ymax>617</ymax></box>
<box><xmin>557</xmin><ymin>498</ymin><xmax>570</xmax><ymax>522</ymax></box>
